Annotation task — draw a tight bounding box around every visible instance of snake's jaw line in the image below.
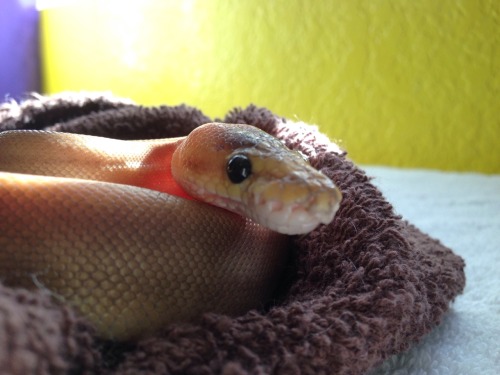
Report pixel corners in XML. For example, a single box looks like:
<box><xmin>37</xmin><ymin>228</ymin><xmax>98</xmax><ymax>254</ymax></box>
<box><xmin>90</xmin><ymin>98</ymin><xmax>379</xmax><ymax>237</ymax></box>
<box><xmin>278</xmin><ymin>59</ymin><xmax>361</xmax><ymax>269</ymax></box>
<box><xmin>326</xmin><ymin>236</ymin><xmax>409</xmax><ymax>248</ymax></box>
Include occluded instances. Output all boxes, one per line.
<box><xmin>249</xmin><ymin>179</ymin><xmax>342</xmax><ymax>235</ymax></box>
<box><xmin>180</xmin><ymin>171</ymin><xmax>342</xmax><ymax>235</ymax></box>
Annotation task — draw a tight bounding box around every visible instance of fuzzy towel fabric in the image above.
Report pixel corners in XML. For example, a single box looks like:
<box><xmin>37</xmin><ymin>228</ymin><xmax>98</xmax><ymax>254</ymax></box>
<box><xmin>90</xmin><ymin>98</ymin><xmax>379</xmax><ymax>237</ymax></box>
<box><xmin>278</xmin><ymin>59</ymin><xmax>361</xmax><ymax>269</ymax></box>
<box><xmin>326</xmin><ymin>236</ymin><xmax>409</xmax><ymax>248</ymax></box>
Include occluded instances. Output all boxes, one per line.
<box><xmin>0</xmin><ymin>92</ymin><xmax>465</xmax><ymax>375</ymax></box>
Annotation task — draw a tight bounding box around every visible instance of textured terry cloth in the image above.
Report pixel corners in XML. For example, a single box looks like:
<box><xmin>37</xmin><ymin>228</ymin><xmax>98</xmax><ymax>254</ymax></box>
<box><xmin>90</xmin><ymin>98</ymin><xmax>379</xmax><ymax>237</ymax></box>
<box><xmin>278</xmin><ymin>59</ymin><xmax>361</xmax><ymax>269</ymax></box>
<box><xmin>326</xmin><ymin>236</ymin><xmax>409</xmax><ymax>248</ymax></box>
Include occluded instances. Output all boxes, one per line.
<box><xmin>0</xmin><ymin>92</ymin><xmax>465</xmax><ymax>375</ymax></box>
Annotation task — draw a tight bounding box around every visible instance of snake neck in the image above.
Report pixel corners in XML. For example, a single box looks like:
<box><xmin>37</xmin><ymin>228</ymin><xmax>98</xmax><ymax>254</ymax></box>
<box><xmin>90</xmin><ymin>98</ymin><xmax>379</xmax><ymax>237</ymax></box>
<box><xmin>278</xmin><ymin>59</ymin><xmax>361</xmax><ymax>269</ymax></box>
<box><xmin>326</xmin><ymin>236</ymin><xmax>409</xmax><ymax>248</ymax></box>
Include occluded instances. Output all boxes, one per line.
<box><xmin>135</xmin><ymin>139</ymin><xmax>194</xmax><ymax>201</ymax></box>
<box><xmin>0</xmin><ymin>131</ymin><xmax>195</xmax><ymax>201</ymax></box>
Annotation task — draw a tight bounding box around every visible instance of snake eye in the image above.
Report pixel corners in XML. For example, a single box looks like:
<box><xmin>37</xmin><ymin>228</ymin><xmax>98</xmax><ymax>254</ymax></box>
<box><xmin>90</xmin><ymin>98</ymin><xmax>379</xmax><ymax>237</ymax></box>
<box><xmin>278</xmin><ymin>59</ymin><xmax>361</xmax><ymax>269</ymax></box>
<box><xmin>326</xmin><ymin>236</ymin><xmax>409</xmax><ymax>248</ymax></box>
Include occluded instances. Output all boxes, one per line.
<box><xmin>227</xmin><ymin>154</ymin><xmax>252</xmax><ymax>184</ymax></box>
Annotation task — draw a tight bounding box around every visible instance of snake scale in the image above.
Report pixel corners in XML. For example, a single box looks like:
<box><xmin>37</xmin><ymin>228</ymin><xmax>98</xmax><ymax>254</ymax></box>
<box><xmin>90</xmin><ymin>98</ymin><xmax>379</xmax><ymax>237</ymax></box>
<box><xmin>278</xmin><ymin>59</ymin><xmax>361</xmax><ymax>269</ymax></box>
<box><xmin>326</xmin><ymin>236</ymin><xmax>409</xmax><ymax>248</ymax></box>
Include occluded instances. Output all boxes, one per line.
<box><xmin>0</xmin><ymin>123</ymin><xmax>341</xmax><ymax>340</ymax></box>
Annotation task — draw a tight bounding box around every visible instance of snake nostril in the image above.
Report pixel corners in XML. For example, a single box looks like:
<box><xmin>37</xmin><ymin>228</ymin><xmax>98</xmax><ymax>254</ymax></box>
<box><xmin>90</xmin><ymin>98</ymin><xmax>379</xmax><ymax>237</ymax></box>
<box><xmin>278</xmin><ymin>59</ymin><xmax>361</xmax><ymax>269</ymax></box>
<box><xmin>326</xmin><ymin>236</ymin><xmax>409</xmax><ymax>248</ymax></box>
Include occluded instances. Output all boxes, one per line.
<box><xmin>226</xmin><ymin>154</ymin><xmax>252</xmax><ymax>184</ymax></box>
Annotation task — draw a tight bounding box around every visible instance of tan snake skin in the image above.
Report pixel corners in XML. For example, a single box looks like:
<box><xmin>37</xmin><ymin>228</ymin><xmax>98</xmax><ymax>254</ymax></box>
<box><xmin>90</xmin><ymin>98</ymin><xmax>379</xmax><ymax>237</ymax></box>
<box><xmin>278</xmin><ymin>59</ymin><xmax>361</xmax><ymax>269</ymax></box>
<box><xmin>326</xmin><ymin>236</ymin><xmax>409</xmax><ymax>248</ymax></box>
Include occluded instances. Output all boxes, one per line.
<box><xmin>0</xmin><ymin>124</ymin><xmax>340</xmax><ymax>341</ymax></box>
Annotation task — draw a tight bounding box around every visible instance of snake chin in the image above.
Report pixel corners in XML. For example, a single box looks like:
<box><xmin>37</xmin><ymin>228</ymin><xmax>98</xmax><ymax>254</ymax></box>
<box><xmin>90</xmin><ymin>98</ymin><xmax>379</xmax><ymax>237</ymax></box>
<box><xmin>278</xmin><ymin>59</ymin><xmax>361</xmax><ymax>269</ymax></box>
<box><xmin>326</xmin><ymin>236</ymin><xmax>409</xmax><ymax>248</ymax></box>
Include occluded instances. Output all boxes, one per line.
<box><xmin>252</xmin><ymin>198</ymin><xmax>341</xmax><ymax>235</ymax></box>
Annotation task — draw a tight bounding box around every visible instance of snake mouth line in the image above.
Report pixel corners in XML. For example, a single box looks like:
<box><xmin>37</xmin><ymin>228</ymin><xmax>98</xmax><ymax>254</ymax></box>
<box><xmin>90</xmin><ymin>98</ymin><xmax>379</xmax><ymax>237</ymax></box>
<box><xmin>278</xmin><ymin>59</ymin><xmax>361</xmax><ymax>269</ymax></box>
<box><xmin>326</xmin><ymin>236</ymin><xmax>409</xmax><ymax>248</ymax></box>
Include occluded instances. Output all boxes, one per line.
<box><xmin>252</xmin><ymin>197</ymin><xmax>340</xmax><ymax>235</ymax></box>
<box><xmin>178</xmin><ymin>177</ymin><xmax>341</xmax><ymax>235</ymax></box>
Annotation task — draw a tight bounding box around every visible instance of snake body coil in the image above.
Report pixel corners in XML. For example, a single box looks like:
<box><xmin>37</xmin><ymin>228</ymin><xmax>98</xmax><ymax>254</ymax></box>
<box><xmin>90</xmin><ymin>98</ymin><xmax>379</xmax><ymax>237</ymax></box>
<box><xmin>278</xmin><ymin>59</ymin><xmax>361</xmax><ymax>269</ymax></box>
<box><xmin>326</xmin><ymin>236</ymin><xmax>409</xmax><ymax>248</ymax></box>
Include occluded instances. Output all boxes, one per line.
<box><xmin>0</xmin><ymin>123</ymin><xmax>341</xmax><ymax>340</ymax></box>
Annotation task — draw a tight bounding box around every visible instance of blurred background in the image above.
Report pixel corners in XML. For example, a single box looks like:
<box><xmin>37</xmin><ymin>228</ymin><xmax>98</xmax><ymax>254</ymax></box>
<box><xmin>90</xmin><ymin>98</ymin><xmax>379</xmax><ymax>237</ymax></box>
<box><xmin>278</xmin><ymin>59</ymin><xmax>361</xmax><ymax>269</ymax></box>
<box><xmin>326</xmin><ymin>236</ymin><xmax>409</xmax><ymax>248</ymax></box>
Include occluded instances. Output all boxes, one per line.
<box><xmin>1</xmin><ymin>0</ymin><xmax>498</xmax><ymax>173</ymax></box>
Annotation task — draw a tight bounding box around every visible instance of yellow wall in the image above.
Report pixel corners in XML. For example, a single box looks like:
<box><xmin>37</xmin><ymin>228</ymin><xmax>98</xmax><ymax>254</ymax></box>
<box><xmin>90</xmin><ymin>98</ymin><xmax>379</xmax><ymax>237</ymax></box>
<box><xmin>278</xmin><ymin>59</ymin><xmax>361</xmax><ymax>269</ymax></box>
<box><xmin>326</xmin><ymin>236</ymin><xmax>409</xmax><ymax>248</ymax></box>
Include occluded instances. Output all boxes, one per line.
<box><xmin>40</xmin><ymin>0</ymin><xmax>499</xmax><ymax>173</ymax></box>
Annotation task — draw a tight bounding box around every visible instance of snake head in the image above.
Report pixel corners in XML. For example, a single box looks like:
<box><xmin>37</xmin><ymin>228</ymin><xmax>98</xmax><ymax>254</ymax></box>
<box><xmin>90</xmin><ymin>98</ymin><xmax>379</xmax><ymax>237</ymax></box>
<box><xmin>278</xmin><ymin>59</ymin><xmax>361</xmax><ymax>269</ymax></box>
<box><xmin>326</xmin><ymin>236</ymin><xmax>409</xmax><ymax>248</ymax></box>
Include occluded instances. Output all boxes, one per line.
<box><xmin>172</xmin><ymin>123</ymin><xmax>342</xmax><ymax>235</ymax></box>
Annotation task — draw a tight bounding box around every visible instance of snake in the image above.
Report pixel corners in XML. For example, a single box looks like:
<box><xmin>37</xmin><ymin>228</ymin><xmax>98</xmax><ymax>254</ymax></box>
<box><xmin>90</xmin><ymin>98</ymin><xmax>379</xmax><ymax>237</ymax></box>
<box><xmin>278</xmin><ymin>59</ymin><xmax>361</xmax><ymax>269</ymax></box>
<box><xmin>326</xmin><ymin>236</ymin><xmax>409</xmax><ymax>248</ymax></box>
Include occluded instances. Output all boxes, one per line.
<box><xmin>0</xmin><ymin>122</ymin><xmax>341</xmax><ymax>341</ymax></box>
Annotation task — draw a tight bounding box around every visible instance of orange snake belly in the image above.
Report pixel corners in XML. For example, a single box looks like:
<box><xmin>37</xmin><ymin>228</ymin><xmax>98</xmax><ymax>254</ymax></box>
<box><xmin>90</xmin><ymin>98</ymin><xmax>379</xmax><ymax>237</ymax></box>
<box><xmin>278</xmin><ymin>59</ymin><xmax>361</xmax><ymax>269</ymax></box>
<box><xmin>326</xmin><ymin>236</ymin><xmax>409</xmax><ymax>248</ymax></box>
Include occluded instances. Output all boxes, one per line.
<box><xmin>0</xmin><ymin>123</ymin><xmax>341</xmax><ymax>341</ymax></box>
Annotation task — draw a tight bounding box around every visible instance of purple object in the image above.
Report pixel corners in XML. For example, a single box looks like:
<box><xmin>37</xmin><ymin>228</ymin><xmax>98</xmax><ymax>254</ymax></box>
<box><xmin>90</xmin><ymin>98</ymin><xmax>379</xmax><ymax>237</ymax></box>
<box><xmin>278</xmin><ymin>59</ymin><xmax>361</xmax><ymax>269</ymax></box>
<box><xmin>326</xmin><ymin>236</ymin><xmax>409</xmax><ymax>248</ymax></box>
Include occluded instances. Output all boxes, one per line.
<box><xmin>0</xmin><ymin>0</ymin><xmax>40</xmax><ymax>100</ymax></box>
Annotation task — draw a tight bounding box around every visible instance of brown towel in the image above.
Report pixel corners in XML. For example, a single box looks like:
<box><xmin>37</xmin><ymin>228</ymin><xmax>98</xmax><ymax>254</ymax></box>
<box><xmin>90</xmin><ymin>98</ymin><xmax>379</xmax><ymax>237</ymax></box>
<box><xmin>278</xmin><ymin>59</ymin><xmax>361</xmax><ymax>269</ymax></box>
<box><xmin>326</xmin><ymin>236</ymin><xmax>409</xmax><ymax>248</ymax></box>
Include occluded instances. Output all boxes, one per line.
<box><xmin>0</xmin><ymin>92</ymin><xmax>465</xmax><ymax>375</ymax></box>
